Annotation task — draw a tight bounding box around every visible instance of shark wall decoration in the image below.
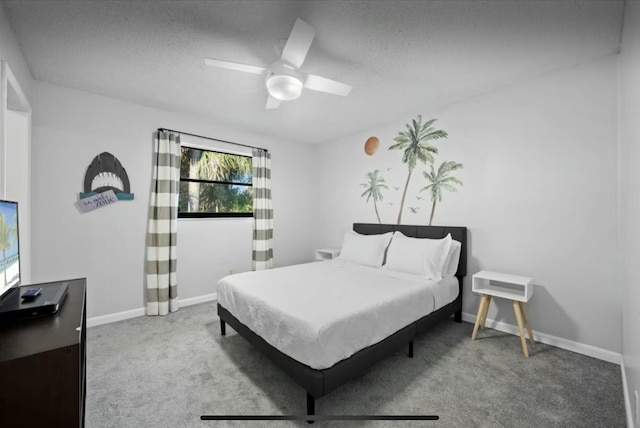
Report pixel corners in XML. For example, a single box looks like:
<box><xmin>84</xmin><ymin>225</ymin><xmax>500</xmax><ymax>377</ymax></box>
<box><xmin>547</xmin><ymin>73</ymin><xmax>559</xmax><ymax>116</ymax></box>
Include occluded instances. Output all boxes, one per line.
<box><xmin>79</xmin><ymin>152</ymin><xmax>134</xmax><ymax>201</ymax></box>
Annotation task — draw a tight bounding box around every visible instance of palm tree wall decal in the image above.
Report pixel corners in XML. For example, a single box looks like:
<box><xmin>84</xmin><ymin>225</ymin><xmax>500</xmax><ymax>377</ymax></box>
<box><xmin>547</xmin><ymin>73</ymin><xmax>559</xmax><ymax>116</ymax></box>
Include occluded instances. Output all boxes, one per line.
<box><xmin>420</xmin><ymin>160</ymin><xmax>463</xmax><ymax>226</ymax></box>
<box><xmin>360</xmin><ymin>169</ymin><xmax>389</xmax><ymax>224</ymax></box>
<box><xmin>389</xmin><ymin>115</ymin><xmax>448</xmax><ymax>224</ymax></box>
<box><xmin>0</xmin><ymin>212</ymin><xmax>18</xmax><ymax>287</ymax></box>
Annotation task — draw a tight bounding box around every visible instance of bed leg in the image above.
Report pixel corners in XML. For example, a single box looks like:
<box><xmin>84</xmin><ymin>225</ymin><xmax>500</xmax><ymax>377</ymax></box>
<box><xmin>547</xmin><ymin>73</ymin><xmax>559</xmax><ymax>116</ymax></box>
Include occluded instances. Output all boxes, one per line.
<box><xmin>220</xmin><ymin>320</ymin><xmax>226</xmax><ymax>336</ymax></box>
<box><xmin>408</xmin><ymin>340</ymin><xmax>414</xmax><ymax>358</ymax></box>
<box><xmin>454</xmin><ymin>309</ymin><xmax>462</xmax><ymax>323</ymax></box>
<box><xmin>307</xmin><ymin>392</ymin><xmax>315</xmax><ymax>424</ymax></box>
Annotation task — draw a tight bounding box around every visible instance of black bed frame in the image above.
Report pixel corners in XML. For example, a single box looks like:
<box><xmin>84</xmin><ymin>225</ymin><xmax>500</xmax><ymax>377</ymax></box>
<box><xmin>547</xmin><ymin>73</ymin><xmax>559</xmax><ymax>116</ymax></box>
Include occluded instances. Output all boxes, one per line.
<box><xmin>218</xmin><ymin>223</ymin><xmax>467</xmax><ymax>418</ymax></box>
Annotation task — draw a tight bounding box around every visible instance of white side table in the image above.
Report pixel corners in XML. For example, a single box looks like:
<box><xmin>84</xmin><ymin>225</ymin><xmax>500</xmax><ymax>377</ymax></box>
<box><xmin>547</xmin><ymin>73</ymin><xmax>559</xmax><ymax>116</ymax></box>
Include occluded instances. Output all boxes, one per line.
<box><xmin>315</xmin><ymin>248</ymin><xmax>341</xmax><ymax>261</ymax></box>
<box><xmin>471</xmin><ymin>270</ymin><xmax>535</xmax><ymax>357</ymax></box>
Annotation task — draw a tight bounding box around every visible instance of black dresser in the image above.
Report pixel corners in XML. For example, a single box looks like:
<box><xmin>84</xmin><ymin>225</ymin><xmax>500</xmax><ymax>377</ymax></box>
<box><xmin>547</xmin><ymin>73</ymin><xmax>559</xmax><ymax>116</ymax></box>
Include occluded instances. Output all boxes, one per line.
<box><xmin>0</xmin><ymin>278</ymin><xmax>86</xmax><ymax>427</ymax></box>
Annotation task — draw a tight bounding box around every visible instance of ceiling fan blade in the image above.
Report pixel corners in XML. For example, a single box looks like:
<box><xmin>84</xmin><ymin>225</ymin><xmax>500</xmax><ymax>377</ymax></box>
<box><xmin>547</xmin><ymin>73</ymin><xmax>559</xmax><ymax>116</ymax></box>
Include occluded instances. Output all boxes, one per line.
<box><xmin>281</xmin><ymin>18</ymin><xmax>316</xmax><ymax>68</ymax></box>
<box><xmin>204</xmin><ymin>58</ymin><xmax>266</xmax><ymax>75</ymax></box>
<box><xmin>304</xmin><ymin>74</ymin><xmax>352</xmax><ymax>97</ymax></box>
<box><xmin>266</xmin><ymin>96</ymin><xmax>281</xmax><ymax>109</ymax></box>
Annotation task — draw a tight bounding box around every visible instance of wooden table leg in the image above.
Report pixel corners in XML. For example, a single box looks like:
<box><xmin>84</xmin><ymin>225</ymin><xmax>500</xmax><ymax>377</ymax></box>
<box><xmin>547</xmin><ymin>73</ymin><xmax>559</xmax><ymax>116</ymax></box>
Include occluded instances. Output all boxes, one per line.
<box><xmin>472</xmin><ymin>294</ymin><xmax>489</xmax><ymax>340</ymax></box>
<box><xmin>480</xmin><ymin>295</ymin><xmax>491</xmax><ymax>329</ymax></box>
<box><xmin>513</xmin><ymin>300</ymin><xmax>529</xmax><ymax>357</ymax></box>
<box><xmin>519</xmin><ymin>301</ymin><xmax>534</xmax><ymax>347</ymax></box>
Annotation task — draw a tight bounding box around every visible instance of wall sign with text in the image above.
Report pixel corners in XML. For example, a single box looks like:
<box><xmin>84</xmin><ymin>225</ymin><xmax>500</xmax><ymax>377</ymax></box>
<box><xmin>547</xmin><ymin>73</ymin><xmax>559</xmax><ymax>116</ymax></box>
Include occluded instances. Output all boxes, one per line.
<box><xmin>78</xmin><ymin>152</ymin><xmax>134</xmax><ymax>212</ymax></box>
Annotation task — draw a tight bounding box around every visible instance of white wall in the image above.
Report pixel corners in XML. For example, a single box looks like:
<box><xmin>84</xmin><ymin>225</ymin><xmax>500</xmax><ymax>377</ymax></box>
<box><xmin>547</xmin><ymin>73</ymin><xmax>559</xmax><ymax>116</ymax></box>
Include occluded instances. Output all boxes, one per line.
<box><xmin>176</xmin><ymin>134</ymin><xmax>316</xmax><ymax>299</ymax></box>
<box><xmin>0</xmin><ymin>3</ymin><xmax>32</xmax><ymax>284</ymax></box>
<box><xmin>314</xmin><ymin>55</ymin><xmax>621</xmax><ymax>354</ymax></box>
<box><xmin>620</xmin><ymin>1</ymin><xmax>640</xmax><ymax>425</ymax></box>
<box><xmin>5</xmin><ymin>109</ymin><xmax>30</xmax><ymax>282</ymax></box>
<box><xmin>31</xmin><ymin>81</ymin><xmax>316</xmax><ymax>318</ymax></box>
<box><xmin>0</xmin><ymin>3</ymin><xmax>32</xmax><ymax>103</ymax></box>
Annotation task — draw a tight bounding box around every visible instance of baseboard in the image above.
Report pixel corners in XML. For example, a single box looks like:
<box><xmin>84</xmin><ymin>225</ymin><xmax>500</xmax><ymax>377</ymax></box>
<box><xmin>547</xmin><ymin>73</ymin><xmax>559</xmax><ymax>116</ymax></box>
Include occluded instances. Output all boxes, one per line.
<box><xmin>461</xmin><ymin>312</ymin><xmax>621</xmax><ymax>364</ymax></box>
<box><xmin>621</xmin><ymin>358</ymin><xmax>635</xmax><ymax>428</ymax></box>
<box><xmin>179</xmin><ymin>293</ymin><xmax>218</xmax><ymax>307</ymax></box>
<box><xmin>87</xmin><ymin>307</ymin><xmax>146</xmax><ymax>328</ymax></box>
<box><xmin>87</xmin><ymin>293</ymin><xmax>218</xmax><ymax>328</ymax></box>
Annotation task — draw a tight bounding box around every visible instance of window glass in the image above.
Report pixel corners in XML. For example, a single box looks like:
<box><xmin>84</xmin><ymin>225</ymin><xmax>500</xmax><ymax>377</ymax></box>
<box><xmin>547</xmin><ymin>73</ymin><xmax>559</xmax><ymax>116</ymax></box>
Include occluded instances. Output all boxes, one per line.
<box><xmin>178</xmin><ymin>147</ymin><xmax>252</xmax><ymax>217</ymax></box>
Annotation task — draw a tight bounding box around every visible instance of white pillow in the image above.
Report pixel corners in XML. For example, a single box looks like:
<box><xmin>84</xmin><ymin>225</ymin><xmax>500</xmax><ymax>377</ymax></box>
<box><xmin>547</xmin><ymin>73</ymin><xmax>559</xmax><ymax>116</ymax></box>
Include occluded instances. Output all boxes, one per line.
<box><xmin>338</xmin><ymin>231</ymin><xmax>393</xmax><ymax>267</ymax></box>
<box><xmin>442</xmin><ymin>240</ymin><xmax>462</xmax><ymax>277</ymax></box>
<box><xmin>383</xmin><ymin>232</ymin><xmax>452</xmax><ymax>281</ymax></box>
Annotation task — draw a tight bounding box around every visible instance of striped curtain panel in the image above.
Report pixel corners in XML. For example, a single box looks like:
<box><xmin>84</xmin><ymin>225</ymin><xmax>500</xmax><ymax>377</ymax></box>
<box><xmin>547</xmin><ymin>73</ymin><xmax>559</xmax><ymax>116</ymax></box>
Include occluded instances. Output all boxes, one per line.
<box><xmin>146</xmin><ymin>131</ymin><xmax>181</xmax><ymax>316</ymax></box>
<box><xmin>252</xmin><ymin>148</ymin><xmax>274</xmax><ymax>270</ymax></box>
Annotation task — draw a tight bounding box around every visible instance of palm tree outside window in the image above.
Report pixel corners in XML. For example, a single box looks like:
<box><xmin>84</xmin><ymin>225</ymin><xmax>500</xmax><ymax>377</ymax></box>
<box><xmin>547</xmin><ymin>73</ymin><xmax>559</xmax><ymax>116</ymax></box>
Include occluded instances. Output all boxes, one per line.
<box><xmin>178</xmin><ymin>146</ymin><xmax>253</xmax><ymax>218</ymax></box>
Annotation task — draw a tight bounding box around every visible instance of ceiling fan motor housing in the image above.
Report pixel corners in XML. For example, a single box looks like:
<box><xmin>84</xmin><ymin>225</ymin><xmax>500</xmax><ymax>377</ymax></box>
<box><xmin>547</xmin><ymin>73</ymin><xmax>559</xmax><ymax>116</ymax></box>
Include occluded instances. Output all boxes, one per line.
<box><xmin>266</xmin><ymin>60</ymin><xmax>304</xmax><ymax>101</ymax></box>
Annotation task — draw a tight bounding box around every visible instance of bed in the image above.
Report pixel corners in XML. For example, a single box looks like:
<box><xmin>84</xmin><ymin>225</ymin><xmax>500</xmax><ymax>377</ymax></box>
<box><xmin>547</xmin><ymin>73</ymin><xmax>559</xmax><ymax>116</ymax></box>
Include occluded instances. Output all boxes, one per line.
<box><xmin>217</xmin><ymin>223</ymin><xmax>467</xmax><ymax>417</ymax></box>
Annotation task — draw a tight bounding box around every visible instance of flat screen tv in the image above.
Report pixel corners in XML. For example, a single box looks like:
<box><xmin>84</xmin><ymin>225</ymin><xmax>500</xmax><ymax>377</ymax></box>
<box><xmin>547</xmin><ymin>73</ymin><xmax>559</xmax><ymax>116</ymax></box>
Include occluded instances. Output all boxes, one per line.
<box><xmin>0</xmin><ymin>199</ymin><xmax>20</xmax><ymax>300</ymax></box>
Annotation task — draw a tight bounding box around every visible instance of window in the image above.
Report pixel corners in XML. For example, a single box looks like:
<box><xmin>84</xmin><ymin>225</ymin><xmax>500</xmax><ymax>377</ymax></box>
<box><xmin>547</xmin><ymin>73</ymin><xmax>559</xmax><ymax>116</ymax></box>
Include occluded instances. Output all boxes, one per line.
<box><xmin>178</xmin><ymin>146</ymin><xmax>253</xmax><ymax>218</ymax></box>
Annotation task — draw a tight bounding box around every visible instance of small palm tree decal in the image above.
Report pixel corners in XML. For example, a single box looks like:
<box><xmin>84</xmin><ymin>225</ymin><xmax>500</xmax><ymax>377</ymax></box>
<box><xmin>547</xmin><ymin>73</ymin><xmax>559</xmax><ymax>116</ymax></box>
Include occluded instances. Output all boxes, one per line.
<box><xmin>360</xmin><ymin>169</ymin><xmax>388</xmax><ymax>224</ymax></box>
<box><xmin>389</xmin><ymin>115</ymin><xmax>447</xmax><ymax>224</ymax></box>
<box><xmin>420</xmin><ymin>161</ymin><xmax>463</xmax><ymax>226</ymax></box>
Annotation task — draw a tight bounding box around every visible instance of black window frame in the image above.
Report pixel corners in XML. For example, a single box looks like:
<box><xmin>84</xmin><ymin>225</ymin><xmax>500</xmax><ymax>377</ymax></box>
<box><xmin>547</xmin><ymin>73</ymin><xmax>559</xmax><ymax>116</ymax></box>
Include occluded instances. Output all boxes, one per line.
<box><xmin>178</xmin><ymin>146</ymin><xmax>253</xmax><ymax>219</ymax></box>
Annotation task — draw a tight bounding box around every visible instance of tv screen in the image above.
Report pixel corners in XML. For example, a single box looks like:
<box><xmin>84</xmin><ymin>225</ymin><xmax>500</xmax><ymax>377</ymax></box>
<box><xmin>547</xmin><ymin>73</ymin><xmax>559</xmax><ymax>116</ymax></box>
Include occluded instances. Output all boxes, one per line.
<box><xmin>0</xmin><ymin>199</ymin><xmax>20</xmax><ymax>299</ymax></box>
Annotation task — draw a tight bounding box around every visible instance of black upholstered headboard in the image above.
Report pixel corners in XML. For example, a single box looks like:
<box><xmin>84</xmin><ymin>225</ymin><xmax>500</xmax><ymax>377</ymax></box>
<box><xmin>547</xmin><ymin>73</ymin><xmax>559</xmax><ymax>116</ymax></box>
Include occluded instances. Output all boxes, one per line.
<box><xmin>353</xmin><ymin>223</ymin><xmax>468</xmax><ymax>279</ymax></box>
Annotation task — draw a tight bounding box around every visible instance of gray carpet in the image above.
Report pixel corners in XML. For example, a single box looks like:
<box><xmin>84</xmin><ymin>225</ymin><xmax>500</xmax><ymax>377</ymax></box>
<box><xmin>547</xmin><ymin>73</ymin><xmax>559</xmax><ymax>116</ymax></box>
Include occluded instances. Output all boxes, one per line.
<box><xmin>86</xmin><ymin>301</ymin><xmax>626</xmax><ymax>427</ymax></box>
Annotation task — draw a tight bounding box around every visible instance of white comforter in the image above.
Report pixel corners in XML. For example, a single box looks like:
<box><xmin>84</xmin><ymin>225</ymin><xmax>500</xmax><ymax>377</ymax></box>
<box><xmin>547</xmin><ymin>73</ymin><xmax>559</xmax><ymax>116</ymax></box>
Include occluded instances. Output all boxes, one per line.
<box><xmin>217</xmin><ymin>259</ymin><xmax>458</xmax><ymax>369</ymax></box>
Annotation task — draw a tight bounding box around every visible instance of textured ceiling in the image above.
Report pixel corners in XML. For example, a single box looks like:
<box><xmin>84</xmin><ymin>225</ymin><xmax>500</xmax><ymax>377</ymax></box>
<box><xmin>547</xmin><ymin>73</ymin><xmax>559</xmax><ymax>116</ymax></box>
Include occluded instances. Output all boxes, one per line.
<box><xmin>3</xmin><ymin>0</ymin><xmax>625</xmax><ymax>144</ymax></box>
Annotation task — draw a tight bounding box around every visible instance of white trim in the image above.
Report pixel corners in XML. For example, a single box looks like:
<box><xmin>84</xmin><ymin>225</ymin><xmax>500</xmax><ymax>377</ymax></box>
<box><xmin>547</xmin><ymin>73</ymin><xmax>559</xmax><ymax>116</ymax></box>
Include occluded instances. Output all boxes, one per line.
<box><xmin>4</xmin><ymin>63</ymin><xmax>30</xmax><ymax>112</ymax></box>
<box><xmin>462</xmin><ymin>312</ymin><xmax>621</xmax><ymax>364</ymax></box>
<box><xmin>1</xmin><ymin>61</ymin><xmax>6</xmax><ymax>198</ymax></box>
<box><xmin>87</xmin><ymin>307</ymin><xmax>145</xmax><ymax>328</ymax></box>
<box><xmin>0</xmin><ymin>61</ymin><xmax>32</xmax><ymax>199</ymax></box>
<box><xmin>87</xmin><ymin>293</ymin><xmax>218</xmax><ymax>328</ymax></box>
<box><xmin>179</xmin><ymin>292</ymin><xmax>218</xmax><ymax>307</ymax></box>
<box><xmin>621</xmin><ymin>358</ymin><xmax>635</xmax><ymax>428</ymax></box>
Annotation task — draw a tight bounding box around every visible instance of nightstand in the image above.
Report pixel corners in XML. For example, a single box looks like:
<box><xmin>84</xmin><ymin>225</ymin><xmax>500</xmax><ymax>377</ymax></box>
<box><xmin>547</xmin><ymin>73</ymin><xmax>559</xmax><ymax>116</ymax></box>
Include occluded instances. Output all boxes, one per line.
<box><xmin>471</xmin><ymin>270</ymin><xmax>535</xmax><ymax>357</ymax></box>
<box><xmin>315</xmin><ymin>248</ymin><xmax>341</xmax><ymax>261</ymax></box>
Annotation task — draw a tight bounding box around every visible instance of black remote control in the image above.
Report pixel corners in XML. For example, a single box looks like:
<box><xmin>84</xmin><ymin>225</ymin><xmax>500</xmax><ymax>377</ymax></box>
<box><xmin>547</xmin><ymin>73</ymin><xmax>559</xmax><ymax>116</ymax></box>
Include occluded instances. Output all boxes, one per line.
<box><xmin>22</xmin><ymin>288</ymin><xmax>42</xmax><ymax>300</ymax></box>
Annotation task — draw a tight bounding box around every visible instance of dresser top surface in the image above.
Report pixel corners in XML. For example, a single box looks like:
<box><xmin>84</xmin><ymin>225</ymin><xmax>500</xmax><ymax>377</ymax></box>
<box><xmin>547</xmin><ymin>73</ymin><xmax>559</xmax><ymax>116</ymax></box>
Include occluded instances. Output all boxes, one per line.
<box><xmin>0</xmin><ymin>279</ymin><xmax>86</xmax><ymax>362</ymax></box>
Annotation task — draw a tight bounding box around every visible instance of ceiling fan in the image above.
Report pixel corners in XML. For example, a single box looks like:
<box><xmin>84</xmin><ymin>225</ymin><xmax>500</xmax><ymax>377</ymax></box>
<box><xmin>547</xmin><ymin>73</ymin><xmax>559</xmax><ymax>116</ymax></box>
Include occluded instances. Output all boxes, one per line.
<box><xmin>204</xmin><ymin>18</ymin><xmax>352</xmax><ymax>109</ymax></box>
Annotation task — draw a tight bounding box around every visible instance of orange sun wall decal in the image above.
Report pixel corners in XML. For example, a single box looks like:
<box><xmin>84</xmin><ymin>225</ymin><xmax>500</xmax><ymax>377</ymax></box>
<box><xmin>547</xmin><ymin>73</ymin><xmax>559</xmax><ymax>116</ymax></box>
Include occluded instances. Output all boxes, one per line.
<box><xmin>364</xmin><ymin>136</ymin><xmax>379</xmax><ymax>156</ymax></box>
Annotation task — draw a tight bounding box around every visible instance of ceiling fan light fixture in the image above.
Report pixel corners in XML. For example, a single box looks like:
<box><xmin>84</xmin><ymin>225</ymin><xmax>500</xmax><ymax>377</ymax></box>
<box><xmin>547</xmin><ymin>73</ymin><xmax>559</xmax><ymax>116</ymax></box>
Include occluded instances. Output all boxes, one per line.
<box><xmin>204</xmin><ymin>19</ymin><xmax>352</xmax><ymax>109</ymax></box>
<box><xmin>266</xmin><ymin>74</ymin><xmax>303</xmax><ymax>101</ymax></box>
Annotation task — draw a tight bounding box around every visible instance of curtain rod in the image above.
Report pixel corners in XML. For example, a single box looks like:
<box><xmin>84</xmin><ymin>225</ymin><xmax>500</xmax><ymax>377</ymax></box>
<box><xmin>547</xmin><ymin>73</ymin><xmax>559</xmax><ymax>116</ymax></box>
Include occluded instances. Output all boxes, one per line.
<box><xmin>157</xmin><ymin>128</ymin><xmax>268</xmax><ymax>152</ymax></box>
